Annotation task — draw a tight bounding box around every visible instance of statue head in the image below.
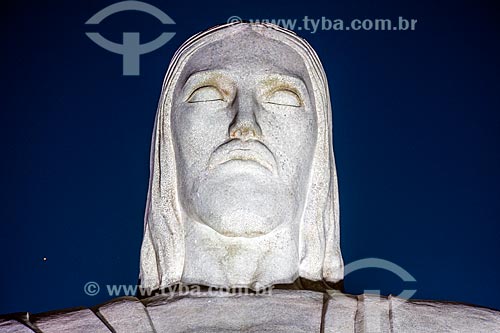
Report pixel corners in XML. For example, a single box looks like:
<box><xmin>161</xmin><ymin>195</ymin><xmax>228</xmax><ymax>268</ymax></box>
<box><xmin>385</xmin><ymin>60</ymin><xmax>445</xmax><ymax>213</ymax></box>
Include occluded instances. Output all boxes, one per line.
<box><xmin>140</xmin><ymin>23</ymin><xmax>343</xmax><ymax>290</ymax></box>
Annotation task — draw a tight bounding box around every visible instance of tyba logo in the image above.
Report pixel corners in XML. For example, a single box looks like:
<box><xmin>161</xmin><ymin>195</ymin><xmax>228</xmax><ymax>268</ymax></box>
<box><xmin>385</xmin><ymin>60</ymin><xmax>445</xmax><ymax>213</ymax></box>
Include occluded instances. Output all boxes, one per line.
<box><xmin>85</xmin><ymin>1</ymin><xmax>176</xmax><ymax>76</ymax></box>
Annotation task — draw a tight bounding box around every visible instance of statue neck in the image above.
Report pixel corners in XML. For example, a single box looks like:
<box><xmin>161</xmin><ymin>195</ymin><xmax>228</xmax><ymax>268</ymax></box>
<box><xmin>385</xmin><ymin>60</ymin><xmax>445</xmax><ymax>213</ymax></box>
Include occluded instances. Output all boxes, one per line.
<box><xmin>181</xmin><ymin>216</ymin><xmax>299</xmax><ymax>289</ymax></box>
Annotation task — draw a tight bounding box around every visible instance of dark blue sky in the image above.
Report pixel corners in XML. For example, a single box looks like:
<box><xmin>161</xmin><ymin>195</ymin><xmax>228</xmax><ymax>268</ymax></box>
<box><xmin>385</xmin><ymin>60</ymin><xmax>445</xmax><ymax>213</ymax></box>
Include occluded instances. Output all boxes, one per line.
<box><xmin>1</xmin><ymin>0</ymin><xmax>499</xmax><ymax>314</ymax></box>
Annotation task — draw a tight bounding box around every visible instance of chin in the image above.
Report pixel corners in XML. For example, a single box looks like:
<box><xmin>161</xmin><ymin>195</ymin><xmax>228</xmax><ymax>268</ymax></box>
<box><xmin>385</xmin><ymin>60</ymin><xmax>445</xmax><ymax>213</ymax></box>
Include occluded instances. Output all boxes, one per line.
<box><xmin>212</xmin><ymin>210</ymin><xmax>280</xmax><ymax>237</ymax></box>
<box><xmin>186</xmin><ymin>173</ymin><xmax>297</xmax><ymax>237</ymax></box>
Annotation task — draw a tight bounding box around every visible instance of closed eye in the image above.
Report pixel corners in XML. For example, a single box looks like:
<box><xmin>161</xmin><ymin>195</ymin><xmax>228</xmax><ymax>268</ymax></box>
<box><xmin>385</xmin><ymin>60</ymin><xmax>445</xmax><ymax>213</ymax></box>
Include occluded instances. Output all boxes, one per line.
<box><xmin>264</xmin><ymin>89</ymin><xmax>302</xmax><ymax>107</ymax></box>
<box><xmin>187</xmin><ymin>86</ymin><xmax>225</xmax><ymax>103</ymax></box>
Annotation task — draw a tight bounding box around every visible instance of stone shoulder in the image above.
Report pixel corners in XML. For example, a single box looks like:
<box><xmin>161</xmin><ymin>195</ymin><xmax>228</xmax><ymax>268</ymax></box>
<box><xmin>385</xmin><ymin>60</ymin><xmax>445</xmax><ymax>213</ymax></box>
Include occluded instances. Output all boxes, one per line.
<box><xmin>1</xmin><ymin>291</ymin><xmax>499</xmax><ymax>332</ymax></box>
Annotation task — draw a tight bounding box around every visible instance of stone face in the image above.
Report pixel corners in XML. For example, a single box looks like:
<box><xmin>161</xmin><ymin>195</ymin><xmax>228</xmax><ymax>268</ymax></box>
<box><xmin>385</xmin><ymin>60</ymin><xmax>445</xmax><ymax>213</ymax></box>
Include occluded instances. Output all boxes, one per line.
<box><xmin>144</xmin><ymin>290</ymin><xmax>324</xmax><ymax>333</ymax></box>
<box><xmin>97</xmin><ymin>297</ymin><xmax>155</xmax><ymax>333</ymax></box>
<box><xmin>139</xmin><ymin>22</ymin><xmax>343</xmax><ymax>291</ymax></box>
<box><xmin>2</xmin><ymin>22</ymin><xmax>500</xmax><ymax>333</ymax></box>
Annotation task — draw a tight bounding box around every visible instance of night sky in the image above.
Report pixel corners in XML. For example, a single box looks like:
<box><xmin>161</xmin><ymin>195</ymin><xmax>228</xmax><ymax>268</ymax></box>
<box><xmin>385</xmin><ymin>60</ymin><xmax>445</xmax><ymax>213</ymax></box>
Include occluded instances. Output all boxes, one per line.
<box><xmin>1</xmin><ymin>0</ymin><xmax>499</xmax><ymax>315</ymax></box>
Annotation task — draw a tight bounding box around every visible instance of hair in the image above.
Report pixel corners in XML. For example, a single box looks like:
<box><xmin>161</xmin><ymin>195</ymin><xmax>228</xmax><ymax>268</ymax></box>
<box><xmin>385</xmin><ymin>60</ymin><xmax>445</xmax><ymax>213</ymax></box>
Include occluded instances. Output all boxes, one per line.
<box><xmin>139</xmin><ymin>22</ymin><xmax>343</xmax><ymax>290</ymax></box>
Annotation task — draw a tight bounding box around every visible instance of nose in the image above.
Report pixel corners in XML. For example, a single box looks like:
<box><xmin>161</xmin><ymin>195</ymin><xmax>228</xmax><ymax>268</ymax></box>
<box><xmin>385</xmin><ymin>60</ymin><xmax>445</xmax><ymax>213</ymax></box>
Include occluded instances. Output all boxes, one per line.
<box><xmin>229</xmin><ymin>93</ymin><xmax>262</xmax><ymax>141</ymax></box>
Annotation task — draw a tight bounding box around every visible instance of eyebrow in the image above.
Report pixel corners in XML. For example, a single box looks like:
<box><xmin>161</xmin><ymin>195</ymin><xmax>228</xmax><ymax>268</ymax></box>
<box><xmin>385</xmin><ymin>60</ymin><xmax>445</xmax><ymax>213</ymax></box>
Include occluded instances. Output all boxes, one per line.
<box><xmin>182</xmin><ymin>70</ymin><xmax>233</xmax><ymax>100</ymax></box>
<box><xmin>260</xmin><ymin>74</ymin><xmax>308</xmax><ymax>101</ymax></box>
<box><xmin>182</xmin><ymin>71</ymin><xmax>308</xmax><ymax>103</ymax></box>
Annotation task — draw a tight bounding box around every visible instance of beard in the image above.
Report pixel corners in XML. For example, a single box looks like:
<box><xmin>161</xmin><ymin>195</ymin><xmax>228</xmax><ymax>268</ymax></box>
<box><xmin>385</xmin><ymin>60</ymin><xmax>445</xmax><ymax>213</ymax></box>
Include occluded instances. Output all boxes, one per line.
<box><xmin>182</xmin><ymin>162</ymin><xmax>298</xmax><ymax>237</ymax></box>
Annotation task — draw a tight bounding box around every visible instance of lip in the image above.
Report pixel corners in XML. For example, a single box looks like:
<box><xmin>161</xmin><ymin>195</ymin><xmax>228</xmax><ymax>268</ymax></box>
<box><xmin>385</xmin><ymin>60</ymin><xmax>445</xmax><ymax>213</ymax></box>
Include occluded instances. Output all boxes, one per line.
<box><xmin>208</xmin><ymin>139</ymin><xmax>277</xmax><ymax>173</ymax></box>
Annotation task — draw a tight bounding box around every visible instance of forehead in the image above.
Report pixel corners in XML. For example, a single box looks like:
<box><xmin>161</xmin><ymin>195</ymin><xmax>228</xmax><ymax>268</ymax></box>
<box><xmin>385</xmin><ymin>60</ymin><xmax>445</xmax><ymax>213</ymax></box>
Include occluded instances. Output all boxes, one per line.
<box><xmin>179</xmin><ymin>28</ymin><xmax>311</xmax><ymax>82</ymax></box>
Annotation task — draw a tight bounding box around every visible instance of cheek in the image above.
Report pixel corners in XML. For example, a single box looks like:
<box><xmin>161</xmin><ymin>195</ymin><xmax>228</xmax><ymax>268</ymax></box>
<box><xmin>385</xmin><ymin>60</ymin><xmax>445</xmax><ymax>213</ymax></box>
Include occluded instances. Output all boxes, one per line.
<box><xmin>260</xmin><ymin>110</ymin><xmax>316</xmax><ymax>181</ymax></box>
<box><xmin>171</xmin><ymin>105</ymin><xmax>231</xmax><ymax>175</ymax></box>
